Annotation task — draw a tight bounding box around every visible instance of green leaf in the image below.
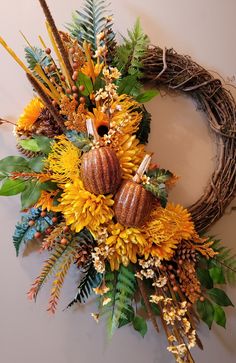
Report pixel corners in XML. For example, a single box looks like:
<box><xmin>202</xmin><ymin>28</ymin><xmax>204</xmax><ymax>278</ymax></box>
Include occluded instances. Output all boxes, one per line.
<box><xmin>117</xmin><ymin>74</ymin><xmax>141</xmax><ymax>97</ymax></box>
<box><xmin>28</xmin><ymin>157</ymin><xmax>45</xmax><ymax>172</ymax></box>
<box><xmin>33</xmin><ymin>135</ymin><xmax>53</xmax><ymax>154</ymax></box>
<box><xmin>209</xmin><ymin>267</ymin><xmax>226</xmax><ymax>284</ymax></box>
<box><xmin>196</xmin><ymin>299</ymin><xmax>214</xmax><ymax>329</ymax></box>
<box><xmin>0</xmin><ymin>179</ymin><xmax>26</xmax><ymax>196</ymax></box>
<box><xmin>136</xmin><ymin>106</ymin><xmax>151</xmax><ymax>144</ymax></box>
<box><xmin>0</xmin><ymin>156</ymin><xmax>29</xmax><ymax>174</ymax></box>
<box><xmin>197</xmin><ymin>268</ymin><xmax>213</xmax><ymax>289</ymax></box>
<box><xmin>214</xmin><ymin>305</ymin><xmax>226</xmax><ymax>328</ymax></box>
<box><xmin>135</xmin><ymin>89</ymin><xmax>159</xmax><ymax>103</ymax></box>
<box><xmin>77</xmin><ymin>73</ymin><xmax>93</xmax><ymax>96</ymax></box>
<box><xmin>118</xmin><ymin>305</ymin><xmax>135</xmax><ymax>328</ymax></box>
<box><xmin>147</xmin><ymin>168</ymin><xmax>173</xmax><ymax>183</ymax></box>
<box><xmin>207</xmin><ymin>288</ymin><xmax>234</xmax><ymax>307</ymax></box>
<box><xmin>21</xmin><ymin>181</ymin><xmax>42</xmax><ymax>210</ymax></box>
<box><xmin>144</xmin><ymin>182</ymin><xmax>167</xmax><ymax>207</ymax></box>
<box><xmin>133</xmin><ymin>316</ymin><xmax>148</xmax><ymax>337</ymax></box>
<box><xmin>115</xmin><ymin>18</ymin><xmax>149</xmax><ymax>78</ymax></box>
<box><xmin>19</xmin><ymin>139</ymin><xmax>41</xmax><ymax>152</ymax></box>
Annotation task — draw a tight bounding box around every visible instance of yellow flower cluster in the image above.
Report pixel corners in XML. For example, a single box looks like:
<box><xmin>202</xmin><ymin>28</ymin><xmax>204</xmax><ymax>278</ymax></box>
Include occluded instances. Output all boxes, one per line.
<box><xmin>46</xmin><ymin>135</ymin><xmax>81</xmax><ymax>184</ymax></box>
<box><xmin>105</xmin><ymin>223</ymin><xmax>148</xmax><ymax>270</ymax></box>
<box><xmin>144</xmin><ymin>203</ymin><xmax>196</xmax><ymax>260</ymax></box>
<box><xmin>58</xmin><ymin>179</ymin><xmax>114</xmax><ymax>233</ymax></box>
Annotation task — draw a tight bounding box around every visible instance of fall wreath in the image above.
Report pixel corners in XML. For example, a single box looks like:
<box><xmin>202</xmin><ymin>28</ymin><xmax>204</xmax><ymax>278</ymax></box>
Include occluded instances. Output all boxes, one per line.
<box><xmin>0</xmin><ymin>1</ymin><xmax>235</xmax><ymax>362</ymax></box>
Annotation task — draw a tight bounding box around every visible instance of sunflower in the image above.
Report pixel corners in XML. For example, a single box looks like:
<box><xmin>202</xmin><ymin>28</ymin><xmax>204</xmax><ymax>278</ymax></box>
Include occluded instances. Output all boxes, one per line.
<box><xmin>116</xmin><ymin>134</ymin><xmax>145</xmax><ymax>179</ymax></box>
<box><xmin>143</xmin><ymin>203</ymin><xmax>196</xmax><ymax>260</ymax></box>
<box><xmin>87</xmin><ymin>108</ymin><xmax>109</xmax><ymax>131</ymax></box>
<box><xmin>46</xmin><ymin>135</ymin><xmax>81</xmax><ymax>184</ymax></box>
<box><xmin>105</xmin><ymin>223</ymin><xmax>148</xmax><ymax>270</ymax></box>
<box><xmin>58</xmin><ymin>178</ymin><xmax>114</xmax><ymax>233</ymax></box>
<box><xmin>16</xmin><ymin>98</ymin><xmax>44</xmax><ymax>133</ymax></box>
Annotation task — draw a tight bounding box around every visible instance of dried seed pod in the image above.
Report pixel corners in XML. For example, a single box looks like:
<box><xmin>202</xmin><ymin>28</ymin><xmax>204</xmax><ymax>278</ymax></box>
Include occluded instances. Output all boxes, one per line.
<box><xmin>114</xmin><ymin>155</ymin><xmax>154</xmax><ymax>227</ymax></box>
<box><xmin>80</xmin><ymin>119</ymin><xmax>121</xmax><ymax>195</ymax></box>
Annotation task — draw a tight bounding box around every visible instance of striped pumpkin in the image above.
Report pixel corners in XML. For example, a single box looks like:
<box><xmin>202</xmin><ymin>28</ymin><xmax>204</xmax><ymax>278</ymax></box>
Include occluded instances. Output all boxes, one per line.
<box><xmin>114</xmin><ymin>179</ymin><xmax>154</xmax><ymax>227</ymax></box>
<box><xmin>81</xmin><ymin>146</ymin><xmax>122</xmax><ymax>195</ymax></box>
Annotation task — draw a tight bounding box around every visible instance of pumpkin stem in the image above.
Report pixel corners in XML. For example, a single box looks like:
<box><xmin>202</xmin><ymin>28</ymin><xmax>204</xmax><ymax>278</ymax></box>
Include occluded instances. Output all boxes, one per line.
<box><xmin>133</xmin><ymin>154</ymin><xmax>152</xmax><ymax>183</ymax></box>
<box><xmin>86</xmin><ymin>118</ymin><xmax>100</xmax><ymax>142</ymax></box>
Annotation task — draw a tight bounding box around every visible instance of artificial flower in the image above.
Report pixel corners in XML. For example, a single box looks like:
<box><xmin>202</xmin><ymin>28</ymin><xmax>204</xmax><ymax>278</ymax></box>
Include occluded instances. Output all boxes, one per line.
<box><xmin>35</xmin><ymin>190</ymin><xmax>59</xmax><ymax>212</ymax></box>
<box><xmin>144</xmin><ymin>203</ymin><xmax>196</xmax><ymax>260</ymax></box>
<box><xmin>116</xmin><ymin>134</ymin><xmax>145</xmax><ymax>179</ymax></box>
<box><xmin>105</xmin><ymin>223</ymin><xmax>148</xmax><ymax>270</ymax></box>
<box><xmin>46</xmin><ymin>135</ymin><xmax>81</xmax><ymax>184</ymax></box>
<box><xmin>16</xmin><ymin>97</ymin><xmax>43</xmax><ymax>132</ymax></box>
<box><xmin>58</xmin><ymin>178</ymin><xmax>114</xmax><ymax>233</ymax></box>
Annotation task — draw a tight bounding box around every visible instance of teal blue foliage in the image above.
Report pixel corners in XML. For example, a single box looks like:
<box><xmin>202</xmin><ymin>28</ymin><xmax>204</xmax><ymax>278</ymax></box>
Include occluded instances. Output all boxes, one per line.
<box><xmin>67</xmin><ymin>0</ymin><xmax>116</xmax><ymax>60</ymax></box>
<box><xmin>13</xmin><ymin>208</ymin><xmax>54</xmax><ymax>256</ymax></box>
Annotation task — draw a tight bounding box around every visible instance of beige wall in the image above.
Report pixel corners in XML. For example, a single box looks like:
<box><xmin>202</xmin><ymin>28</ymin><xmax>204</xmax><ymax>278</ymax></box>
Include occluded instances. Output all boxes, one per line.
<box><xmin>0</xmin><ymin>1</ymin><xmax>235</xmax><ymax>362</ymax></box>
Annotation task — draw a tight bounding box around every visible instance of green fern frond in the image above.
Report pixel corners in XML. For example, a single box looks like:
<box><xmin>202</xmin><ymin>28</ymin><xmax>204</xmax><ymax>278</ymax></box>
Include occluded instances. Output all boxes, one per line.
<box><xmin>102</xmin><ymin>265</ymin><xmax>137</xmax><ymax>337</ymax></box>
<box><xmin>114</xmin><ymin>18</ymin><xmax>149</xmax><ymax>78</ymax></box>
<box><xmin>67</xmin><ymin>0</ymin><xmax>116</xmax><ymax>58</ymax></box>
<box><xmin>28</xmin><ymin>238</ymin><xmax>79</xmax><ymax>301</ymax></box>
<box><xmin>67</xmin><ymin>262</ymin><xmax>102</xmax><ymax>307</ymax></box>
<box><xmin>210</xmin><ymin>238</ymin><xmax>236</xmax><ymax>284</ymax></box>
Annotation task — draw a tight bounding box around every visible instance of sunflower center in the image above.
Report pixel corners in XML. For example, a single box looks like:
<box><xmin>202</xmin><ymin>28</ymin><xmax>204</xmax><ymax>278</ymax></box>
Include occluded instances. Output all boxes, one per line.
<box><xmin>97</xmin><ymin>125</ymin><xmax>109</xmax><ymax>136</ymax></box>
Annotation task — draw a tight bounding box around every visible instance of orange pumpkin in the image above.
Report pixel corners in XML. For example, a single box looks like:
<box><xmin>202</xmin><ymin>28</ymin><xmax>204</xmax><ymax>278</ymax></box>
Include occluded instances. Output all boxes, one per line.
<box><xmin>81</xmin><ymin>146</ymin><xmax>122</xmax><ymax>195</ymax></box>
<box><xmin>114</xmin><ymin>179</ymin><xmax>154</xmax><ymax>227</ymax></box>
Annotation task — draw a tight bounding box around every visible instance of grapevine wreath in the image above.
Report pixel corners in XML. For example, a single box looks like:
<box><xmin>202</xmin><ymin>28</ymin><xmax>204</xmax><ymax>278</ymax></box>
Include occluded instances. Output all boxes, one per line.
<box><xmin>0</xmin><ymin>1</ymin><xmax>236</xmax><ymax>362</ymax></box>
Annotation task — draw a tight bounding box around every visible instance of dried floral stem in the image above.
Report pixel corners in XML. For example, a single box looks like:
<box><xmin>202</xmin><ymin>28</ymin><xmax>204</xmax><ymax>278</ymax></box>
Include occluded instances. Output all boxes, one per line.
<box><xmin>38</xmin><ymin>0</ymin><xmax>73</xmax><ymax>76</ymax></box>
<box><xmin>26</xmin><ymin>73</ymin><xmax>66</xmax><ymax>132</ymax></box>
<box><xmin>137</xmin><ymin>278</ymin><xmax>159</xmax><ymax>333</ymax></box>
<box><xmin>0</xmin><ymin>118</ymin><xmax>16</xmax><ymax>126</ymax></box>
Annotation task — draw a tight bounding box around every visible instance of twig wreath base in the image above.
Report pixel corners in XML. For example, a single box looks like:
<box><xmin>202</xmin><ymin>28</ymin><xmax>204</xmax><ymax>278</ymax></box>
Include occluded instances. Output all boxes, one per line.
<box><xmin>142</xmin><ymin>46</ymin><xmax>236</xmax><ymax>233</ymax></box>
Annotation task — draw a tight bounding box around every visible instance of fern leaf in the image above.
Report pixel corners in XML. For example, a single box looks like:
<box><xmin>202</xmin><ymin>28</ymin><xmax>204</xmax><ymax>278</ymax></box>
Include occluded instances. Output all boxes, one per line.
<box><xmin>102</xmin><ymin>265</ymin><xmax>137</xmax><ymax>337</ymax></box>
<box><xmin>25</xmin><ymin>47</ymin><xmax>50</xmax><ymax>71</ymax></box>
<box><xmin>67</xmin><ymin>262</ymin><xmax>102</xmax><ymax>307</ymax></box>
<box><xmin>210</xmin><ymin>238</ymin><xmax>236</xmax><ymax>284</ymax></box>
<box><xmin>114</xmin><ymin>18</ymin><xmax>149</xmax><ymax>78</ymax></box>
<box><xmin>13</xmin><ymin>208</ymin><xmax>54</xmax><ymax>256</ymax></box>
<box><xmin>28</xmin><ymin>238</ymin><xmax>78</xmax><ymax>301</ymax></box>
<box><xmin>47</xmin><ymin>241</ymin><xmax>78</xmax><ymax>314</ymax></box>
<box><xmin>67</xmin><ymin>0</ymin><xmax>116</xmax><ymax>59</ymax></box>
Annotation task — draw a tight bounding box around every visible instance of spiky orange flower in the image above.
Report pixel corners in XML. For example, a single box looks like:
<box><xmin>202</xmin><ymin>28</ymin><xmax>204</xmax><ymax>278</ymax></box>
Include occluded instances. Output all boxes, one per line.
<box><xmin>105</xmin><ymin>223</ymin><xmax>148</xmax><ymax>270</ymax></box>
<box><xmin>144</xmin><ymin>203</ymin><xmax>196</xmax><ymax>260</ymax></box>
<box><xmin>110</xmin><ymin>94</ymin><xmax>142</xmax><ymax>135</ymax></box>
<box><xmin>116</xmin><ymin>134</ymin><xmax>145</xmax><ymax>179</ymax></box>
<box><xmin>16</xmin><ymin>98</ymin><xmax>43</xmax><ymax>132</ymax></box>
<box><xmin>46</xmin><ymin>135</ymin><xmax>81</xmax><ymax>184</ymax></box>
<box><xmin>58</xmin><ymin>178</ymin><xmax>114</xmax><ymax>233</ymax></box>
<box><xmin>35</xmin><ymin>190</ymin><xmax>59</xmax><ymax>212</ymax></box>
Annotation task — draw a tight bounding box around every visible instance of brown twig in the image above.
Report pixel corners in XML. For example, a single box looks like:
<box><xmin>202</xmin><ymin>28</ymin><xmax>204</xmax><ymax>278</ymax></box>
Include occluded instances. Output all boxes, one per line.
<box><xmin>26</xmin><ymin>73</ymin><xmax>66</xmax><ymax>133</ymax></box>
<box><xmin>0</xmin><ymin>118</ymin><xmax>16</xmax><ymax>126</ymax></box>
<box><xmin>136</xmin><ymin>278</ymin><xmax>160</xmax><ymax>333</ymax></box>
<box><xmin>38</xmin><ymin>0</ymin><xmax>73</xmax><ymax>76</ymax></box>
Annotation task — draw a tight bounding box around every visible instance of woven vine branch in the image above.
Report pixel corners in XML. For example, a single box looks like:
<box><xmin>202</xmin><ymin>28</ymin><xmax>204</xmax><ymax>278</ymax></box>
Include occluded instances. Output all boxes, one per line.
<box><xmin>141</xmin><ymin>46</ymin><xmax>236</xmax><ymax>233</ymax></box>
